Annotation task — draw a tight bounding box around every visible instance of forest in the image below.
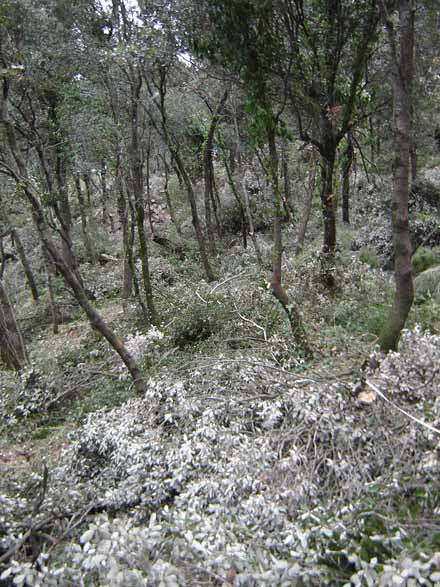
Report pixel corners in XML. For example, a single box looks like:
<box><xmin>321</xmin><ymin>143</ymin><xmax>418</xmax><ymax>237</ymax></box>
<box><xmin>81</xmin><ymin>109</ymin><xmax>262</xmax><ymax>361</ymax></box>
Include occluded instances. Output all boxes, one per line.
<box><xmin>1</xmin><ymin>0</ymin><xmax>440</xmax><ymax>585</ymax></box>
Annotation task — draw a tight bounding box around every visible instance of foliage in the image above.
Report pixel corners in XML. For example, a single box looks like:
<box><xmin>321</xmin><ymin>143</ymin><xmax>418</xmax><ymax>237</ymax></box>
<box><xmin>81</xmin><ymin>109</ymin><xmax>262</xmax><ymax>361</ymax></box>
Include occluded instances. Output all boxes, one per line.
<box><xmin>411</xmin><ymin>246</ymin><xmax>440</xmax><ymax>275</ymax></box>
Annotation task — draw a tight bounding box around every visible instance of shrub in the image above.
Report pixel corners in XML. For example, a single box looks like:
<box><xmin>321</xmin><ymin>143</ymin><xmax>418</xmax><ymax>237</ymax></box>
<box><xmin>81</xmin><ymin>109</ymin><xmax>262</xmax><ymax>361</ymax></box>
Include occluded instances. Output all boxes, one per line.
<box><xmin>411</xmin><ymin>246</ymin><xmax>439</xmax><ymax>275</ymax></box>
<box><xmin>358</xmin><ymin>246</ymin><xmax>381</xmax><ymax>269</ymax></box>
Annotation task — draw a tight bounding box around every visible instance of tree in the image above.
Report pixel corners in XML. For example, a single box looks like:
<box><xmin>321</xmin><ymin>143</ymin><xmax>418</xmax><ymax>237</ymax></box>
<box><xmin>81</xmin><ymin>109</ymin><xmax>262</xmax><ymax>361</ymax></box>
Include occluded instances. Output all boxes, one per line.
<box><xmin>190</xmin><ymin>0</ymin><xmax>310</xmax><ymax>351</ymax></box>
<box><xmin>378</xmin><ymin>0</ymin><xmax>415</xmax><ymax>351</ymax></box>
<box><xmin>280</xmin><ymin>0</ymin><xmax>378</xmax><ymax>286</ymax></box>
<box><xmin>0</xmin><ymin>279</ymin><xmax>28</xmax><ymax>371</ymax></box>
<box><xmin>0</xmin><ymin>0</ymin><xmax>146</xmax><ymax>393</ymax></box>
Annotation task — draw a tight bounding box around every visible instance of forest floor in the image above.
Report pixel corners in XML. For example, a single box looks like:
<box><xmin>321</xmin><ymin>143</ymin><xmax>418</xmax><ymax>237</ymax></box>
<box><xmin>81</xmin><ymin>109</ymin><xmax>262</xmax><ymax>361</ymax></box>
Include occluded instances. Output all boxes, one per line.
<box><xmin>1</xmin><ymin>171</ymin><xmax>440</xmax><ymax>586</ymax></box>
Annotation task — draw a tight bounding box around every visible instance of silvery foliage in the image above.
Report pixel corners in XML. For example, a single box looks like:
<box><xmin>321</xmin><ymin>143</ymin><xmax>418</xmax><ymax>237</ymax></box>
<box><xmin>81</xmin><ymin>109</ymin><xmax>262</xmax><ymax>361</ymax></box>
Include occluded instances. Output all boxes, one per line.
<box><xmin>2</xmin><ymin>328</ymin><xmax>440</xmax><ymax>586</ymax></box>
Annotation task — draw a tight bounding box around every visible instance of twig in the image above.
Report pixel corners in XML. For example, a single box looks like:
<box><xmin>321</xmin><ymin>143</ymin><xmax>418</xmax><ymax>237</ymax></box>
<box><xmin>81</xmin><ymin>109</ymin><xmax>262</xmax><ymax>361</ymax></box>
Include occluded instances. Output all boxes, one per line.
<box><xmin>365</xmin><ymin>380</ymin><xmax>440</xmax><ymax>436</ymax></box>
<box><xmin>209</xmin><ymin>271</ymin><xmax>249</xmax><ymax>294</ymax></box>
<box><xmin>233</xmin><ymin>303</ymin><xmax>267</xmax><ymax>341</ymax></box>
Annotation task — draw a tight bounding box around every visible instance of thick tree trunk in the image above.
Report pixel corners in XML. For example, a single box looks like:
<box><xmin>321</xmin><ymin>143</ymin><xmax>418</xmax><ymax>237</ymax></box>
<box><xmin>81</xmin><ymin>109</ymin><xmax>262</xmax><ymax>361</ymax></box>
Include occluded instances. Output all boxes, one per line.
<box><xmin>0</xmin><ymin>280</ymin><xmax>28</xmax><ymax>371</ymax></box>
<box><xmin>379</xmin><ymin>0</ymin><xmax>415</xmax><ymax>352</ymax></box>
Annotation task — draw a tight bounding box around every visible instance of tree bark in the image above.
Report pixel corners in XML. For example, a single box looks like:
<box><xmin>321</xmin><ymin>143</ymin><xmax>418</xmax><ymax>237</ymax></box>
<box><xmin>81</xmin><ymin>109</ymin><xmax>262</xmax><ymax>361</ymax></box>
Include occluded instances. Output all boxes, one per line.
<box><xmin>11</xmin><ymin>228</ymin><xmax>39</xmax><ymax>302</ymax></box>
<box><xmin>0</xmin><ymin>279</ymin><xmax>28</xmax><ymax>371</ymax></box>
<box><xmin>379</xmin><ymin>0</ymin><xmax>415</xmax><ymax>352</ymax></box>
<box><xmin>203</xmin><ymin>88</ymin><xmax>229</xmax><ymax>256</ymax></box>
<box><xmin>341</xmin><ymin>132</ymin><xmax>354</xmax><ymax>224</ymax></box>
<box><xmin>129</xmin><ymin>69</ymin><xmax>158</xmax><ymax>325</ymax></box>
<box><xmin>296</xmin><ymin>150</ymin><xmax>317</xmax><ymax>254</ymax></box>
<box><xmin>74</xmin><ymin>173</ymin><xmax>96</xmax><ymax>264</ymax></box>
<box><xmin>115</xmin><ymin>148</ymin><xmax>133</xmax><ymax>308</ymax></box>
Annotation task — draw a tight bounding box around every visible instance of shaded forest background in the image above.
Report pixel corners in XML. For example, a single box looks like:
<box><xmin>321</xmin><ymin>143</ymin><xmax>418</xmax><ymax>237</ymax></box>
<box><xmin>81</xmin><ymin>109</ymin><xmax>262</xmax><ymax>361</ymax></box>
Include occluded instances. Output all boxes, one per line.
<box><xmin>1</xmin><ymin>0</ymin><xmax>440</xmax><ymax>586</ymax></box>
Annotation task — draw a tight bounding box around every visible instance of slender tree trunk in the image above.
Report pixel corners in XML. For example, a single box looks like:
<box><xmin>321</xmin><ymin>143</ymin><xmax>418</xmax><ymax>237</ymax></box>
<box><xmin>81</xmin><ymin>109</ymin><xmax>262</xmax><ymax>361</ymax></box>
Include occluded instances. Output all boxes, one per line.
<box><xmin>296</xmin><ymin>151</ymin><xmax>317</xmax><ymax>254</ymax></box>
<box><xmin>266</xmin><ymin>119</ymin><xmax>310</xmax><ymax>353</ymax></box>
<box><xmin>281</xmin><ymin>134</ymin><xmax>293</xmax><ymax>221</ymax></box>
<box><xmin>129</xmin><ymin>71</ymin><xmax>158</xmax><ymax>325</ymax></box>
<box><xmin>160</xmin><ymin>154</ymin><xmax>182</xmax><ymax>236</ymax></box>
<box><xmin>232</xmin><ymin>108</ymin><xmax>262</xmax><ymax>264</ymax></box>
<box><xmin>115</xmin><ymin>149</ymin><xmax>133</xmax><ymax>308</ymax></box>
<box><xmin>146</xmin><ymin>71</ymin><xmax>215</xmax><ymax>282</ymax></box>
<box><xmin>11</xmin><ymin>228</ymin><xmax>39</xmax><ymax>302</ymax></box>
<box><xmin>42</xmin><ymin>245</ymin><xmax>59</xmax><ymax>334</ymax></box>
<box><xmin>320</xmin><ymin>121</ymin><xmax>337</xmax><ymax>289</ymax></box>
<box><xmin>341</xmin><ymin>132</ymin><xmax>354</xmax><ymax>224</ymax></box>
<box><xmin>144</xmin><ymin>135</ymin><xmax>155</xmax><ymax>236</ymax></box>
<box><xmin>100</xmin><ymin>160</ymin><xmax>113</xmax><ymax>231</ymax></box>
<box><xmin>222</xmin><ymin>149</ymin><xmax>247</xmax><ymax>248</ymax></box>
<box><xmin>74</xmin><ymin>173</ymin><xmax>96</xmax><ymax>264</ymax></box>
<box><xmin>203</xmin><ymin>89</ymin><xmax>229</xmax><ymax>256</ymax></box>
<box><xmin>379</xmin><ymin>0</ymin><xmax>415</xmax><ymax>352</ymax></box>
<box><xmin>0</xmin><ymin>280</ymin><xmax>28</xmax><ymax>370</ymax></box>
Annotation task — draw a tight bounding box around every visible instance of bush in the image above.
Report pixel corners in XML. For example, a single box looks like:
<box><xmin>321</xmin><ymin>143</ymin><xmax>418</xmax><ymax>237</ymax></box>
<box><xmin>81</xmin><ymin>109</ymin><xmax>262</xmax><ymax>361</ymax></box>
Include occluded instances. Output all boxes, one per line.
<box><xmin>414</xmin><ymin>265</ymin><xmax>440</xmax><ymax>303</ymax></box>
<box><xmin>410</xmin><ymin>177</ymin><xmax>440</xmax><ymax>209</ymax></box>
<box><xmin>411</xmin><ymin>246</ymin><xmax>440</xmax><ymax>275</ymax></box>
<box><xmin>358</xmin><ymin>246</ymin><xmax>381</xmax><ymax>269</ymax></box>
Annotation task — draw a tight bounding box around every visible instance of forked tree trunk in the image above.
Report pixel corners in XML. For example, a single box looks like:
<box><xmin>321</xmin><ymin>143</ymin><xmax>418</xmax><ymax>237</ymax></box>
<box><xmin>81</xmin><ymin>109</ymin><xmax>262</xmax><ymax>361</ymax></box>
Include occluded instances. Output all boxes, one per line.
<box><xmin>379</xmin><ymin>0</ymin><xmax>415</xmax><ymax>352</ymax></box>
<box><xmin>0</xmin><ymin>280</ymin><xmax>28</xmax><ymax>371</ymax></box>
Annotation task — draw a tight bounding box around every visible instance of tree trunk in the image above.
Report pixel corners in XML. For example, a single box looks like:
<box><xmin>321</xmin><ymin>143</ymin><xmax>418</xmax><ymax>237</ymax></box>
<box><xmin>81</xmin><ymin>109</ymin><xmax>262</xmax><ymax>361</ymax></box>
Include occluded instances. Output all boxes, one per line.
<box><xmin>146</xmin><ymin>70</ymin><xmax>215</xmax><ymax>282</ymax></box>
<box><xmin>266</xmin><ymin>119</ymin><xmax>311</xmax><ymax>354</ymax></box>
<box><xmin>129</xmin><ymin>71</ymin><xmax>158</xmax><ymax>325</ymax></box>
<box><xmin>319</xmin><ymin>120</ymin><xmax>337</xmax><ymax>289</ymax></box>
<box><xmin>379</xmin><ymin>0</ymin><xmax>415</xmax><ymax>352</ymax></box>
<box><xmin>144</xmin><ymin>135</ymin><xmax>155</xmax><ymax>236</ymax></box>
<box><xmin>160</xmin><ymin>154</ymin><xmax>182</xmax><ymax>236</ymax></box>
<box><xmin>232</xmin><ymin>108</ymin><xmax>262</xmax><ymax>263</ymax></box>
<box><xmin>341</xmin><ymin>132</ymin><xmax>354</xmax><ymax>224</ymax></box>
<box><xmin>74</xmin><ymin>173</ymin><xmax>96</xmax><ymax>264</ymax></box>
<box><xmin>100</xmin><ymin>160</ymin><xmax>113</xmax><ymax>231</ymax></box>
<box><xmin>0</xmin><ymin>280</ymin><xmax>28</xmax><ymax>370</ymax></box>
<box><xmin>203</xmin><ymin>89</ymin><xmax>229</xmax><ymax>256</ymax></box>
<box><xmin>42</xmin><ymin>245</ymin><xmax>59</xmax><ymax>334</ymax></box>
<box><xmin>115</xmin><ymin>148</ymin><xmax>133</xmax><ymax>308</ymax></box>
<box><xmin>281</xmin><ymin>134</ymin><xmax>293</xmax><ymax>222</ymax></box>
<box><xmin>296</xmin><ymin>151</ymin><xmax>317</xmax><ymax>254</ymax></box>
<box><xmin>11</xmin><ymin>228</ymin><xmax>39</xmax><ymax>302</ymax></box>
